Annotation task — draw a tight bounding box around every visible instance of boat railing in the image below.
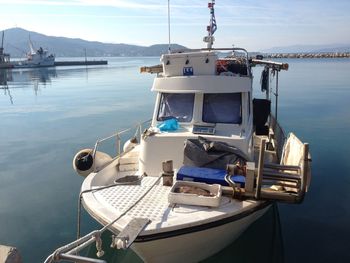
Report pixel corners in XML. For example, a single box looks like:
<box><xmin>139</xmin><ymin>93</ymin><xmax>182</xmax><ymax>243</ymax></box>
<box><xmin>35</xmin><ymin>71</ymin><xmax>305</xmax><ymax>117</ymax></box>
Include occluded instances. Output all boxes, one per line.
<box><xmin>92</xmin><ymin>119</ymin><xmax>152</xmax><ymax>167</ymax></box>
<box><xmin>172</xmin><ymin>47</ymin><xmax>251</xmax><ymax>77</ymax></box>
<box><xmin>269</xmin><ymin>115</ymin><xmax>287</xmax><ymax>162</ymax></box>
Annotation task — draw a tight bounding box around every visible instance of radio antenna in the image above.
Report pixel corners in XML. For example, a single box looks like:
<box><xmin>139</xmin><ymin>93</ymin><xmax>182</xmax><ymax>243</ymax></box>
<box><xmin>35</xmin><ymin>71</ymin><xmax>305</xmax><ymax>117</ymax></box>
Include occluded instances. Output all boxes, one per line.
<box><xmin>203</xmin><ymin>0</ymin><xmax>217</xmax><ymax>49</ymax></box>
<box><xmin>167</xmin><ymin>0</ymin><xmax>171</xmax><ymax>53</ymax></box>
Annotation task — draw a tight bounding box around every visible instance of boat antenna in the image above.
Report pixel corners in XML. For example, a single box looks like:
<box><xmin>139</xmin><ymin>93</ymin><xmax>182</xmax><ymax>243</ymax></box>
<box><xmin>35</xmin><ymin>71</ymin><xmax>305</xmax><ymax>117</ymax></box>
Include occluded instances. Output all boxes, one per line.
<box><xmin>203</xmin><ymin>0</ymin><xmax>217</xmax><ymax>49</ymax></box>
<box><xmin>167</xmin><ymin>0</ymin><xmax>171</xmax><ymax>53</ymax></box>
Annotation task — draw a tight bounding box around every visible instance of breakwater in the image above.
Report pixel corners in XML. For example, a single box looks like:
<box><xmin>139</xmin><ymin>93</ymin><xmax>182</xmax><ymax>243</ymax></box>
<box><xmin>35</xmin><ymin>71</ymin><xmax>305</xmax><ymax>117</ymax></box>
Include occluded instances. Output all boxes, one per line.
<box><xmin>264</xmin><ymin>52</ymin><xmax>350</xmax><ymax>59</ymax></box>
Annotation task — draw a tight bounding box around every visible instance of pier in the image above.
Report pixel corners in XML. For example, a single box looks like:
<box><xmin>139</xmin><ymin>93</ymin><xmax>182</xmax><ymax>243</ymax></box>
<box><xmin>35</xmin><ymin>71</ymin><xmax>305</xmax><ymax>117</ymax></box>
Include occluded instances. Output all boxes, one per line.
<box><xmin>54</xmin><ymin>60</ymin><xmax>108</xmax><ymax>66</ymax></box>
<box><xmin>264</xmin><ymin>52</ymin><xmax>350</xmax><ymax>59</ymax></box>
<box><xmin>0</xmin><ymin>59</ymin><xmax>108</xmax><ymax>69</ymax></box>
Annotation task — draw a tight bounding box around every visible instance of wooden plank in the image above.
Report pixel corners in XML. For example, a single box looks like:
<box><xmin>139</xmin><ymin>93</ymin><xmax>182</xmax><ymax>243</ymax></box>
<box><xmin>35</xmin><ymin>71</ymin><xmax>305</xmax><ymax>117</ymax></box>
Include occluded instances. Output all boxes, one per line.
<box><xmin>264</xmin><ymin>163</ymin><xmax>300</xmax><ymax>171</ymax></box>
<box><xmin>245</xmin><ymin>162</ymin><xmax>255</xmax><ymax>196</ymax></box>
<box><xmin>263</xmin><ymin>170</ymin><xmax>301</xmax><ymax>180</ymax></box>
<box><xmin>260</xmin><ymin>190</ymin><xmax>297</xmax><ymax>202</ymax></box>
<box><xmin>255</xmin><ymin>139</ymin><xmax>266</xmax><ymax>199</ymax></box>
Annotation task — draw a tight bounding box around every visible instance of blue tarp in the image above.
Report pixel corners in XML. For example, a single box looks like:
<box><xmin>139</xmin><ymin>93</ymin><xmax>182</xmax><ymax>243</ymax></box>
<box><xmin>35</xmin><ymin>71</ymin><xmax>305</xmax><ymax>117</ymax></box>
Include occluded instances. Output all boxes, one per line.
<box><xmin>177</xmin><ymin>166</ymin><xmax>245</xmax><ymax>187</ymax></box>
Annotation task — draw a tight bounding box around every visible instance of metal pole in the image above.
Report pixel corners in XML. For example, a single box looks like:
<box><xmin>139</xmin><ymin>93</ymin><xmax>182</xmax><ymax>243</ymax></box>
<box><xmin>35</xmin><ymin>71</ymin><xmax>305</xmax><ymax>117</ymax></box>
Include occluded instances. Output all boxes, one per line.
<box><xmin>275</xmin><ymin>71</ymin><xmax>279</xmax><ymax>121</ymax></box>
<box><xmin>117</xmin><ymin>134</ymin><xmax>121</xmax><ymax>156</ymax></box>
<box><xmin>266</xmin><ymin>68</ymin><xmax>270</xmax><ymax>100</ymax></box>
<box><xmin>167</xmin><ymin>0</ymin><xmax>171</xmax><ymax>53</ymax></box>
<box><xmin>66</xmin><ymin>237</ymin><xmax>96</xmax><ymax>256</ymax></box>
<box><xmin>59</xmin><ymin>253</ymin><xmax>106</xmax><ymax>263</ymax></box>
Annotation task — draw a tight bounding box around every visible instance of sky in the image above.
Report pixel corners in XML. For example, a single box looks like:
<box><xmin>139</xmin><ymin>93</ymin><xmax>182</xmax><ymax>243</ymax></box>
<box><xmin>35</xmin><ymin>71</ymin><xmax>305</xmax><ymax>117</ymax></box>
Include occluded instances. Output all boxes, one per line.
<box><xmin>0</xmin><ymin>0</ymin><xmax>350</xmax><ymax>51</ymax></box>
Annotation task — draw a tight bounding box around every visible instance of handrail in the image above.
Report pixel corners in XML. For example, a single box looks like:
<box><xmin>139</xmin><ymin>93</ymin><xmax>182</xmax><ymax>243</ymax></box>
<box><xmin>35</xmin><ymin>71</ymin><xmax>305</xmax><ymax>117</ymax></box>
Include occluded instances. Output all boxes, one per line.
<box><xmin>170</xmin><ymin>47</ymin><xmax>251</xmax><ymax>77</ymax></box>
<box><xmin>92</xmin><ymin>119</ymin><xmax>151</xmax><ymax>166</ymax></box>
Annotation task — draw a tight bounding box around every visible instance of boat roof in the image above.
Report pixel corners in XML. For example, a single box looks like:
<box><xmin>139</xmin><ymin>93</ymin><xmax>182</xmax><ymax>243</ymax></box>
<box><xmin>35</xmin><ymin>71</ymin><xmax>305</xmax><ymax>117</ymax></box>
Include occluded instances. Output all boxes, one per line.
<box><xmin>152</xmin><ymin>75</ymin><xmax>252</xmax><ymax>93</ymax></box>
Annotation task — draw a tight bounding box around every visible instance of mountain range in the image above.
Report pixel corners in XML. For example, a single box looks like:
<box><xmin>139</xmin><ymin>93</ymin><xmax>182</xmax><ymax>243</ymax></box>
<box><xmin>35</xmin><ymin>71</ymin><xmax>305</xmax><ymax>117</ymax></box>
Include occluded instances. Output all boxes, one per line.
<box><xmin>1</xmin><ymin>28</ymin><xmax>186</xmax><ymax>57</ymax></box>
<box><xmin>1</xmin><ymin>27</ymin><xmax>349</xmax><ymax>57</ymax></box>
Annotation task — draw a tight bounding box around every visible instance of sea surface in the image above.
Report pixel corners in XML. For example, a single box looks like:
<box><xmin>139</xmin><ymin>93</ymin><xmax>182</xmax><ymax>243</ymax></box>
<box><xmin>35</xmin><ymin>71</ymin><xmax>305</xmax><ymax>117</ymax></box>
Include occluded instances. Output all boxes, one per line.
<box><xmin>0</xmin><ymin>57</ymin><xmax>349</xmax><ymax>263</ymax></box>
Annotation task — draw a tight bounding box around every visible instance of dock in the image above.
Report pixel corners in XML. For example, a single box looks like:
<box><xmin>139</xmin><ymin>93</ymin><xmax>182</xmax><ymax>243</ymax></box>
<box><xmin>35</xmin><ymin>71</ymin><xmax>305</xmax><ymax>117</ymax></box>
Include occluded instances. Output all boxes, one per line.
<box><xmin>54</xmin><ymin>60</ymin><xmax>108</xmax><ymax>66</ymax></box>
<box><xmin>0</xmin><ymin>60</ymin><xmax>108</xmax><ymax>69</ymax></box>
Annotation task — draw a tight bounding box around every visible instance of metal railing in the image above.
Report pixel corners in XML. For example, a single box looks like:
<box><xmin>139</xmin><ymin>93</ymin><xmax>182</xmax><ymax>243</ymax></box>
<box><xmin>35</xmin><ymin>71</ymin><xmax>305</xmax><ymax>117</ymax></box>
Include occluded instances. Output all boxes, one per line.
<box><xmin>91</xmin><ymin>119</ymin><xmax>151</xmax><ymax>170</ymax></box>
<box><xmin>269</xmin><ymin>115</ymin><xmax>287</xmax><ymax>162</ymax></box>
<box><xmin>171</xmin><ymin>47</ymin><xmax>251</xmax><ymax>77</ymax></box>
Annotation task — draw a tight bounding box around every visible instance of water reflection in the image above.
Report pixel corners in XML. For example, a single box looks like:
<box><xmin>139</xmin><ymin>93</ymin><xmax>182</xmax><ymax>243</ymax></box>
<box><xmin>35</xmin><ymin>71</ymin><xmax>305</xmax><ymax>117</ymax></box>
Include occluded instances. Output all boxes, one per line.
<box><xmin>0</xmin><ymin>69</ymin><xmax>13</xmax><ymax>104</ymax></box>
<box><xmin>0</xmin><ymin>67</ymin><xmax>57</xmax><ymax>100</ymax></box>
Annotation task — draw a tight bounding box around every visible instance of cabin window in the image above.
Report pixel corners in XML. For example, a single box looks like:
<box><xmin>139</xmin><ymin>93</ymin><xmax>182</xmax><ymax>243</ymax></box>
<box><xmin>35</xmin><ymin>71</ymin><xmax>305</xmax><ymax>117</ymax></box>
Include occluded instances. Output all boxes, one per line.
<box><xmin>157</xmin><ymin>93</ymin><xmax>195</xmax><ymax>122</ymax></box>
<box><xmin>202</xmin><ymin>93</ymin><xmax>242</xmax><ymax>124</ymax></box>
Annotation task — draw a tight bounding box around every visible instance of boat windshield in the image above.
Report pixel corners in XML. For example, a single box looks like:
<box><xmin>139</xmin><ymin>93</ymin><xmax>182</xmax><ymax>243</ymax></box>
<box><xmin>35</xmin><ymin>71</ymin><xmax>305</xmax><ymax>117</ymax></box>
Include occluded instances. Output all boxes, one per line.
<box><xmin>202</xmin><ymin>93</ymin><xmax>242</xmax><ymax>124</ymax></box>
<box><xmin>157</xmin><ymin>93</ymin><xmax>195</xmax><ymax>122</ymax></box>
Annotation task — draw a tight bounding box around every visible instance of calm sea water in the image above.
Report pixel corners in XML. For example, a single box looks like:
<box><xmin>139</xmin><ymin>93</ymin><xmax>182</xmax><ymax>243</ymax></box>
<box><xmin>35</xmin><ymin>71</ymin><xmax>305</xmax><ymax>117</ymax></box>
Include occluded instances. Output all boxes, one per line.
<box><xmin>0</xmin><ymin>57</ymin><xmax>349</xmax><ymax>263</ymax></box>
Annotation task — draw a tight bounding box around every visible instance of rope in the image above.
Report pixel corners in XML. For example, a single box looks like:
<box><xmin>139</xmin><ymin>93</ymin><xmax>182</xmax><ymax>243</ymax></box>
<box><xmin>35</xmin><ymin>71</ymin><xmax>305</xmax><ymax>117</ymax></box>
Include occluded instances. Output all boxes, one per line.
<box><xmin>271</xmin><ymin>202</ymin><xmax>285</xmax><ymax>261</ymax></box>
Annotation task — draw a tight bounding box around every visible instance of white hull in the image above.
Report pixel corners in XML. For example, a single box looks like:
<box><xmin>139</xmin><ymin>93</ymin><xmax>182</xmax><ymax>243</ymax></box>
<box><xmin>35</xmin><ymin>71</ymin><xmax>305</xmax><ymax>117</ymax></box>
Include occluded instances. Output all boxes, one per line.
<box><xmin>132</xmin><ymin>205</ymin><xmax>269</xmax><ymax>263</ymax></box>
<box><xmin>81</xmin><ymin>171</ymin><xmax>271</xmax><ymax>263</ymax></box>
<box><xmin>13</xmin><ymin>57</ymin><xmax>55</xmax><ymax>68</ymax></box>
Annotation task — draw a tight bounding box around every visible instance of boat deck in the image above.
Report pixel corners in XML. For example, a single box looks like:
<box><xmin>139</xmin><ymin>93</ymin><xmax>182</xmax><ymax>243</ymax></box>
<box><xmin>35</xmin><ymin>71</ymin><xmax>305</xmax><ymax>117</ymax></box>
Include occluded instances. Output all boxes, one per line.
<box><xmin>82</xmin><ymin>175</ymin><xmax>262</xmax><ymax>236</ymax></box>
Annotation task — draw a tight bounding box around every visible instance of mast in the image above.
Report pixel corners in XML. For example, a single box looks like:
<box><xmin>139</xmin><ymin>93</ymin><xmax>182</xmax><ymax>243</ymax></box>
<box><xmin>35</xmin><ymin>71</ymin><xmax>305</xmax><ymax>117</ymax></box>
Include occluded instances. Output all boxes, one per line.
<box><xmin>28</xmin><ymin>35</ymin><xmax>35</xmax><ymax>54</ymax></box>
<box><xmin>203</xmin><ymin>0</ymin><xmax>217</xmax><ymax>49</ymax></box>
<box><xmin>167</xmin><ymin>0</ymin><xmax>171</xmax><ymax>53</ymax></box>
<box><xmin>1</xmin><ymin>31</ymin><xmax>4</xmax><ymax>50</ymax></box>
<box><xmin>0</xmin><ymin>31</ymin><xmax>4</xmax><ymax>55</ymax></box>
<box><xmin>0</xmin><ymin>31</ymin><xmax>4</xmax><ymax>63</ymax></box>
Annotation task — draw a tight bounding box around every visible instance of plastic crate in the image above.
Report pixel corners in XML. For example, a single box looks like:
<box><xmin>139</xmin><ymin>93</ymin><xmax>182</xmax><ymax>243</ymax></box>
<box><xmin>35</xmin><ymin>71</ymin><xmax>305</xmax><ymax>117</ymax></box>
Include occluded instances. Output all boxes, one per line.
<box><xmin>168</xmin><ymin>181</ymin><xmax>222</xmax><ymax>207</ymax></box>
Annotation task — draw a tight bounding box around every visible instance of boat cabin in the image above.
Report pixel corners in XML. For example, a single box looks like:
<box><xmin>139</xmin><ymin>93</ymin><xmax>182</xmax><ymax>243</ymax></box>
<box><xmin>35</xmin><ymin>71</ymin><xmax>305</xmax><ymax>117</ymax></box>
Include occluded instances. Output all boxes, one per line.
<box><xmin>140</xmin><ymin>50</ymin><xmax>254</xmax><ymax>176</ymax></box>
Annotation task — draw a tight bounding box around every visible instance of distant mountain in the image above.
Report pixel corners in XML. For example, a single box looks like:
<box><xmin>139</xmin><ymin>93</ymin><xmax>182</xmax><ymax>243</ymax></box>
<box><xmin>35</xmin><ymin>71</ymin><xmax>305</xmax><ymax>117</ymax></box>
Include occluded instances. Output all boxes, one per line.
<box><xmin>1</xmin><ymin>27</ymin><xmax>187</xmax><ymax>57</ymax></box>
<box><xmin>261</xmin><ymin>44</ymin><xmax>350</xmax><ymax>53</ymax></box>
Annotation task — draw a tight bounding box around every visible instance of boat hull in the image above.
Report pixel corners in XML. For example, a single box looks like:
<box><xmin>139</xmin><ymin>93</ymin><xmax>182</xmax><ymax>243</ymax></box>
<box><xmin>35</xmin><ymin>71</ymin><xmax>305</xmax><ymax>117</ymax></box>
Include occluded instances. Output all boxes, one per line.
<box><xmin>131</xmin><ymin>205</ymin><xmax>270</xmax><ymax>263</ymax></box>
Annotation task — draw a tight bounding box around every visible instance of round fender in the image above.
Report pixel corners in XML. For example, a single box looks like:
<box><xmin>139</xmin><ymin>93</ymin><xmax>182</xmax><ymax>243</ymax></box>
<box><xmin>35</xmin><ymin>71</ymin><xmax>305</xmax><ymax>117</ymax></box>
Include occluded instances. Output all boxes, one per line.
<box><xmin>123</xmin><ymin>137</ymin><xmax>138</xmax><ymax>152</ymax></box>
<box><xmin>73</xmin><ymin>149</ymin><xmax>112</xmax><ymax>177</ymax></box>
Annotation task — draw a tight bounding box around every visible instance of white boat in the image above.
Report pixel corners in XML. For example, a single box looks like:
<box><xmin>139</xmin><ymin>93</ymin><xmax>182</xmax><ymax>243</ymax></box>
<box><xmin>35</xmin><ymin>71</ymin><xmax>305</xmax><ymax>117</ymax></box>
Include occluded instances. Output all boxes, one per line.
<box><xmin>13</xmin><ymin>37</ymin><xmax>55</xmax><ymax>68</ymax></box>
<box><xmin>45</xmin><ymin>1</ymin><xmax>311</xmax><ymax>263</ymax></box>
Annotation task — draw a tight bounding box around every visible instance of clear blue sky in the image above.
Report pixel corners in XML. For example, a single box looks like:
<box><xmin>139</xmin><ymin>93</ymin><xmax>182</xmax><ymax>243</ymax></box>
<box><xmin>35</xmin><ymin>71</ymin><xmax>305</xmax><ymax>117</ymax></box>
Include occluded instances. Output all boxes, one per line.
<box><xmin>0</xmin><ymin>0</ymin><xmax>349</xmax><ymax>51</ymax></box>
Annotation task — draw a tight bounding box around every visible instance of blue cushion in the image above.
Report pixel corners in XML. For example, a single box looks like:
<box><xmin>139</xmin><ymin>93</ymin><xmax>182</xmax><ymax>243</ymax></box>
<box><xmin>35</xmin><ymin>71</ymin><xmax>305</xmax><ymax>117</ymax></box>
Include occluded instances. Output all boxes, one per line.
<box><xmin>177</xmin><ymin>166</ymin><xmax>245</xmax><ymax>187</ymax></box>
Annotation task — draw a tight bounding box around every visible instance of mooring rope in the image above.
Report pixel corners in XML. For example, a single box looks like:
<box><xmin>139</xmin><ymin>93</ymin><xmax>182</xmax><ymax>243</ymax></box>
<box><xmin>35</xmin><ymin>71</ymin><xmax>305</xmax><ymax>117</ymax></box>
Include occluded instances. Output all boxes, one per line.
<box><xmin>45</xmin><ymin>173</ymin><xmax>162</xmax><ymax>263</ymax></box>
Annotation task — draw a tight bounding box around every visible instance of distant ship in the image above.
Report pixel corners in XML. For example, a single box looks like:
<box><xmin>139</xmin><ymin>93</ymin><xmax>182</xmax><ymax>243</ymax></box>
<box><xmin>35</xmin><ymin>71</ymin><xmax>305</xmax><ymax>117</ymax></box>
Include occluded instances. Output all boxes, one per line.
<box><xmin>13</xmin><ymin>37</ymin><xmax>55</xmax><ymax>68</ymax></box>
